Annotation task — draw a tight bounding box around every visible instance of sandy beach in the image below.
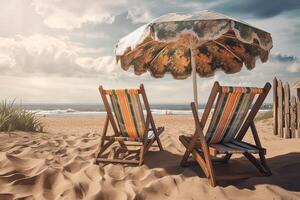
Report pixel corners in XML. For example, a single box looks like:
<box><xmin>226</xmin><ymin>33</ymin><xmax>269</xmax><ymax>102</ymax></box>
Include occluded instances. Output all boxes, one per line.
<box><xmin>0</xmin><ymin>115</ymin><xmax>299</xmax><ymax>200</ymax></box>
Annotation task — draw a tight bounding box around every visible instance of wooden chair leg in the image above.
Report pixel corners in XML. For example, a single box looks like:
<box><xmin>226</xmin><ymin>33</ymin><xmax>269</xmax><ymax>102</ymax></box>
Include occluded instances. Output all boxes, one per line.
<box><xmin>222</xmin><ymin>153</ymin><xmax>232</xmax><ymax>163</ymax></box>
<box><xmin>209</xmin><ymin>174</ymin><xmax>217</xmax><ymax>187</ymax></box>
<box><xmin>94</xmin><ymin>116</ymin><xmax>110</xmax><ymax>163</ymax></box>
<box><xmin>100</xmin><ymin>139</ymin><xmax>115</xmax><ymax>153</ymax></box>
<box><xmin>149</xmin><ymin>135</ymin><xmax>163</xmax><ymax>151</ymax></box>
<box><xmin>202</xmin><ymin>147</ymin><xmax>216</xmax><ymax>187</ymax></box>
<box><xmin>179</xmin><ymin>131</ymin><xmax>199</xmax><ymax>167</ymax></box>
<box><xmin>145</xmin><ymin>139</ymin><xmax>154</xmax><ymax>152</ymax></box>
<box><xmin>249</xmin><ymin>122</ymin><xmax>272</xmax><ymax>176</ymax></box>
<box><xmin>259</xmin><ymin>152</ymin><xmax>272</xmax><ymax>176</ymax></box>
<box><xmin>153</xmin><ymin>127</ymin><xmax>164</xmax><ymax>151</ymax></box>
<box><xmin>144</xmin><ymin>128</ymin><xmax>164</xmax><ymax>152</ymax></box>
<box><xmin>179</xmin><ymin>136</ymin><xmax>217</xmax><ymax>187</ymax></box>
<box><xmin>100</xmin><ymin>116</ymin><xmax>109</xmax><ymax>147</ymax></box>
<box><xmin>141</xmin><ymin>84</ymin><xmax>163</xmax><ymax>151</ymax></box>
<box><xmin>155</xmin><ymin>135</ymin><xmax>163</xmax><ymax>151</ymax></box>
<box><xmin>194</xmin><ymin>150</ymin><xmax>216</xmax><ymax>186</ymax></box>
<box><xmin>94</xmin><ymin>138</ymin><xmax>106</xmax><ymax>164</ymax></box>
<box><xmin>156</xmin><ymin>139</ymin><xmax>163</xmax><ymax>151</ymax></box>
<box><xmin>139</xmin><ymin>145</ymin><xmax>145</xmax><ymax>166</ymax></box>
<box><xmin>94</xmin><ymin>139</ymin><xmax>115</xmax><ymax>164</ymax></box>
<box><xmin>180</xmin><ymin>149</ymin><xmax>192</xmax><ymax>167</ymax></box>
<box><xmin>94</xmin><ymin>149</ymin><xmax>101</xmax><ymax>164</ymax></box>
<box><xmin>243</xmin><ymin>152</ymin><xmax>270</xmax><ymax>176</ymax></box>
<box><xmin>191</xmin><ymin>149</ymin><xmax>210</xmax><ymax>177</ymax></box>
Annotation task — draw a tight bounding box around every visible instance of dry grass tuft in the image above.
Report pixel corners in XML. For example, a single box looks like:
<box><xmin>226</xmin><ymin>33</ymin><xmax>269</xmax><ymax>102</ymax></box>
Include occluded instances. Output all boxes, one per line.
<box><xmin>0</xmin><ymin>100</ymin><xmax>43</xmax><ymax>132</ymax></box>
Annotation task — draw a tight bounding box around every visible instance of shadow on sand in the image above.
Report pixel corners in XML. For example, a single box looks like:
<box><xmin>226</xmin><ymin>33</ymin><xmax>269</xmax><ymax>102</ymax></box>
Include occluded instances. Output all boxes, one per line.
<box><xmin>143</xmin><ymin>150</ymin><xmax>300</xmax><ymax>191</ymax></box>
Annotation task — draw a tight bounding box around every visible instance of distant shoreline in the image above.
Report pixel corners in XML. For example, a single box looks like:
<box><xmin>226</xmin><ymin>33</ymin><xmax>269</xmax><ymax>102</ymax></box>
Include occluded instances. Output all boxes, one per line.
<box><xmin>16</xmin><ymin>103</ymin><xmax>273</xmax><ymax>117</ymax></box>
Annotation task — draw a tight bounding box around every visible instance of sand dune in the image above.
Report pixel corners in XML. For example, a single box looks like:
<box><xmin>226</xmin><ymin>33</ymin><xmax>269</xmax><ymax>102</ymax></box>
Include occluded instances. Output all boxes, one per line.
<box><xmin>0</xmin><ymin>116</ymin><xmax>300</xmax><ymax>199</ymax></box>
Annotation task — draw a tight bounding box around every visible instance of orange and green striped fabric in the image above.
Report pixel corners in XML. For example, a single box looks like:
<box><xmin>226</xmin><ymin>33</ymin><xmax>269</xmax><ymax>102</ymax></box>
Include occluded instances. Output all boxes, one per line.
<box><xmin>107</xmin><ymin>89</ymin><xmax>146</xmax><ymax>139</ymax></box>
<box><xmin>206</xmin><ymin>86</ymin><xmax>263</xmax><ymax>144</ymax></box>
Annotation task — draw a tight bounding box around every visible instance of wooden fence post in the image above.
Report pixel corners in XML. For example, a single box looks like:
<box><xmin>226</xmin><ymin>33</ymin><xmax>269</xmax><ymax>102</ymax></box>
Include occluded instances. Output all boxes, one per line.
<box><xmin>284</xmin><ymin>82</ymin><xmax>291</xmax><ymax>138</ymax></box>
<box><xmin>273</xmin><ymin>79</ymin><xmax>299</xmax><ymax>139</ymax></box>
<box><xmin>290</xmin><ymin>96</ymin><xmax>296</xmax><ymax>138</ymax></box>
<box><xmin>277</xmin><ymin>80</ymin><xmax>283</xmax><ymax>138</ymax></box>
<box><xmin>273</xmin><ymin>77</ymin><xmax>278</xmax><ymax>135</ymax></box>
<box><xmin>297</xmin><ymin>89</ymin><xmax>300</xmax><ymax>138</ymax></box>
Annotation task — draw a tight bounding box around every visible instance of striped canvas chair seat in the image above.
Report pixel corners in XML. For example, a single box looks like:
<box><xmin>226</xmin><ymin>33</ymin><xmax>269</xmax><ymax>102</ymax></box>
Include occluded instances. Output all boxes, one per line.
<box><xmin>107</xmin><ymin>89</ymin><xmax>146</xmax><ymax>140</ymax></box>
<box><xmin>206</xmin><ymin>86</ymin><xmax>263</xmax><ymax>150</ymax></box>
<box><xmin>209</xmin><ymin>140</ymin><xmax>260</xmax><ymax>154</ymax></box>
<box><xmin>182</xmin><ymin>136</ymin><xmax>260</xmax><ymax>154</ymax></box>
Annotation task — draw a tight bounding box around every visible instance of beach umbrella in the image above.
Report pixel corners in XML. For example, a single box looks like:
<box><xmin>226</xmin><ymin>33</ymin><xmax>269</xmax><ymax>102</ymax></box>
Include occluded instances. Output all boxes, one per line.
<box><xmin>115</xmin><ymin>10</ymin><xmax>272</xmax><ymax>109</ymax></box>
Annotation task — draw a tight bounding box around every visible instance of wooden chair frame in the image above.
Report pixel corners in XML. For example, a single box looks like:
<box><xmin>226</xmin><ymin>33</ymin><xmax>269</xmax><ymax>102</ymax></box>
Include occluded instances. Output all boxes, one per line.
<box><xmin>95</xmin><ymin>84</ymin><xmax>164</xmax><ymax>165</ymax></box>
<box><xmin>179</xmin><ymin>81</ymin><xmax>272</xmax><ymax>187</ymax></box>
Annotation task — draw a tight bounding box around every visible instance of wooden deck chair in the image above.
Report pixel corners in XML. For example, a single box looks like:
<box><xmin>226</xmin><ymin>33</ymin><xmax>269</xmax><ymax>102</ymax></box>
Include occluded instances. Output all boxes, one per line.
<box><xmin>95</xmin><ymin>84</ymin><xmax>164</xmax><ymax>165</ymax></box>
<box><xmin>179</xmin><ymin>81</ymin><xmax>272</xmax><ymax>187</ymax></box>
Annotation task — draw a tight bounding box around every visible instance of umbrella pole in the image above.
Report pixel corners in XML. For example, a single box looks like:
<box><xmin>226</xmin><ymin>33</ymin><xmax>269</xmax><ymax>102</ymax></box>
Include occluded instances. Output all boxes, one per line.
<box><xmin>190</xmin><ymin>48</ymin><xmax>198</xmax><ymax>111</ymax></box>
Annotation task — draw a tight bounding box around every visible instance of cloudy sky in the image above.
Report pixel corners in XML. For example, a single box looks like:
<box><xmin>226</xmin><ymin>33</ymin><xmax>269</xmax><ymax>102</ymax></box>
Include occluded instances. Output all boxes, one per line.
<box><xmin>0</xmin><ymin>0</ymin><xmax>299</xmax><ymax>104</ymax></box>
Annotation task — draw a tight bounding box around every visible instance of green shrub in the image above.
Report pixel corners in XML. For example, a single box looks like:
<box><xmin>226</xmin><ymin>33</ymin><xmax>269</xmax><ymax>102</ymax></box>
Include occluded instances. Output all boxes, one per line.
<box><xmin>0</xmin><ymin>100</ymin><xmax>43</xmax><ymax>132</ymax></box>
<box><xmin>254</xmin><ymin>110</ymin><xmax>273</xmax><ymax>121</ymax></box>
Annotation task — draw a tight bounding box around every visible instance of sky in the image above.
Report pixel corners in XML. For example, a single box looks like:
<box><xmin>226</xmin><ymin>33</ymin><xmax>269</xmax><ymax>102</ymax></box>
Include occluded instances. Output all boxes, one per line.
<box><xmin>0</xmin><ymin>0</ymin><xmax>299</xmax><ymax>104</ymax></box>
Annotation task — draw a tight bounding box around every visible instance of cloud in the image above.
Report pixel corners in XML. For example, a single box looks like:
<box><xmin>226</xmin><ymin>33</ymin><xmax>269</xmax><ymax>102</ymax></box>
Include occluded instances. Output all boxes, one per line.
<box><xmin>0</xmin><ymin>54</ymin><xmax>15</xmax><ymax>69</ymax></box>
<box><xmin>270</xmin><ymin>53</ymin><xmax>298</xmax><ymax>63</ymax></box>
<box><xmin>29</xmin><ymin>0</ymin><xmax>216</xmax><ymax>30</ymax></box>
<box><xmin>76</xmin><ymin>56</ymin><xmax>117</xmax><ymax>74</ymax></box>
<box><xmin>30</xmin><ymin>0</ymin><xmax>156</xmax><ymax>30</ymax></box>
<box><xmin>0</xmin><ymin>34</ymin><xmax>120</xmax><ymax>78</ymax></box>
<box><xmin>213</xmin><ymin>0</ymin><xmax>300</xmax><ymax>19</ymax></box>
<box><xmin>0</xmin><ymin>33</ymin><xmax>297</xmax><ymax>104</ymax></box>
<box><xmin>31</xmin><ymin>0</ymin><xmax>123</xmax><ymax>30</ymax></box>
<box><xmin>0</xmin><ymin>33</ymin><xmax>298</xmax><ymax>104</ymax></box>
<box><xmin>268</xmin><ymin>53</ymin><xmax>300</xmax><ymax>74</ymax></box>
<box><xmin>127</xmin><ymin>8</ymin><xmax>155</xmax><ymax>23</ymax></box>
<box><xmin>288</xmin><ymin>62</ymin><xmax>300</xmax><ymax>72</ymax></box>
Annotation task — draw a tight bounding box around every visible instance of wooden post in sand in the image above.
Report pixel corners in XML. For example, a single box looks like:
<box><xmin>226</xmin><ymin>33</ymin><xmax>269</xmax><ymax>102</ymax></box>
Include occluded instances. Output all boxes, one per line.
<box><xmin>273</xmin><ymin>79</ymin><xmax>300</xmax><ymax>138</ymax></box>
<box><xmin>277</xmin><ymin>80</ymin><xmax>284</xmax><ymax>138</ymax></box>
<box><xmin>297</xmin><ymin>89</ymin><xmax>300</xmax><ymax>138</ymax></box>
<box><xmin>290</xmin><ymin>96</ymin><xmax>296</xmax><ymax>138</ymax></box>
<box><xmin>273</xmin><ymin>77</ymin><xmax>278</xmax><ymax>135</ymax></box>
<box><xmin>284</xmin><ymin>83</ymin><xmax>291</xmax><ymax>138</ymax></box>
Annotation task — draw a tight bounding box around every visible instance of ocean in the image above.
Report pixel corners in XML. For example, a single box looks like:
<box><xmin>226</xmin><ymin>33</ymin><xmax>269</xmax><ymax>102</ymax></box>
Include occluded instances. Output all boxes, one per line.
<box><xmin>19</xmin><ymin>103</ymin><xmax>273</xmax><ymax>117</ymax></box>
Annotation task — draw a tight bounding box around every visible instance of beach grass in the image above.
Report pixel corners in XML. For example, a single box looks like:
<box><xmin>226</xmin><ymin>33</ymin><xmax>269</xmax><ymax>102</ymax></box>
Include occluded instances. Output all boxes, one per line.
<box><xmin>255</xmin><ymin>110</ymin><xmax>273</xmax><ymax>121</ymax></box>
<box><xmin>0</xmin><ymin>100</ymin><xmax>43</xmax><ymax>132</ymax></box>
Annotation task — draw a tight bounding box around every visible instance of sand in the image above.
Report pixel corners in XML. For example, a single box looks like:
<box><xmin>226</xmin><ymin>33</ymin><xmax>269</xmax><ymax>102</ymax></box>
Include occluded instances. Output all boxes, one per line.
<box><xmin>0</xmin><ymin>115</ymin><xmax>300</xmax><ymax>200</ymax></box>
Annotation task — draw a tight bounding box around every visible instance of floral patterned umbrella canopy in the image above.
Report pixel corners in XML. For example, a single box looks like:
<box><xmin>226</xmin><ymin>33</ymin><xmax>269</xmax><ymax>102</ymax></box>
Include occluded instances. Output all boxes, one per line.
<box><xmin>115</xmin><ymin>10</ymin><xmax>273</xmax><ymax>107</ymax></box>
